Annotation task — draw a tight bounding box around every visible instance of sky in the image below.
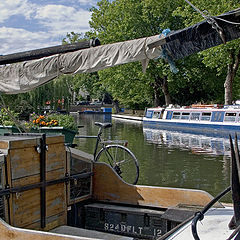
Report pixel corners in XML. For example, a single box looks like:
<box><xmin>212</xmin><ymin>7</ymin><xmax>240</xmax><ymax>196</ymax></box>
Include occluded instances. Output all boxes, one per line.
<box><xmin>0</xmin><ymin>0</ymin><xmax>99</xmax><ymax>55</ymax></box>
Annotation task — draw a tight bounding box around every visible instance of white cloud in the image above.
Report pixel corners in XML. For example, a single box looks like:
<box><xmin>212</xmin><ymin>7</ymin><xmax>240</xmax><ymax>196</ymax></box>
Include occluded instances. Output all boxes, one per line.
<box><xmin>0</xmin><ymin>1</ymin><xmax>95</xmax><ymax>54</ymax></box>
<box><xmin>0</xmin><ymin>0</ymin><xmax>35</xmax><ymax>23</ymax></box>
<box><xmin>35</xmin><ymin>4</ymin><xmax>91</xmax><ymax>35</ymax></box>
<box><xmin>78</xmin><ymin>0</ymin><xmax>98</xmax><ymax>5</ymax></box>
<box><xmin>0</xmin><ymin>27</ymin><xmax>59</xmax><ymax>54</ymax></box>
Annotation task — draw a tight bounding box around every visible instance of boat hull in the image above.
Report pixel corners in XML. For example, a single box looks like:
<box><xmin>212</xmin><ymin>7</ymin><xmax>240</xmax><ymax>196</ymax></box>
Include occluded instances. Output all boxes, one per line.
<box><xmin>143</xmin><ymin>118</ymin><xmax>240</xmax><ymax>136</ymax></box>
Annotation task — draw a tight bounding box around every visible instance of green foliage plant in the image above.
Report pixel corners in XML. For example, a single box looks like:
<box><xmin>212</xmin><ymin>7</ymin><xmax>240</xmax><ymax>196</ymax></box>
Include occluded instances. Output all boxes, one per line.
<box><xmin>0</xmin><ymin>108</ymin><xmax>19</xmax><ymax>126</ymax></box>
<box><xmin>173</xmin><ymin>0</ymin><xmax>240</xmax><ymax>105</ymax></box>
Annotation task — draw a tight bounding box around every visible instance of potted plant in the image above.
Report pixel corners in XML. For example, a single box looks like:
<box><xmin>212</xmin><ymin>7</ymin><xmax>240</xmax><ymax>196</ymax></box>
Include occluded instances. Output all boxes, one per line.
<box><xmin>0</xmin><ymin>108</ymin><xmax>21</xmax><ymax>134</ymax></box>
<box><xmin>28</xmin><ymin>113</ymin><xmax>78</xmax><ymax>144</ymax></box>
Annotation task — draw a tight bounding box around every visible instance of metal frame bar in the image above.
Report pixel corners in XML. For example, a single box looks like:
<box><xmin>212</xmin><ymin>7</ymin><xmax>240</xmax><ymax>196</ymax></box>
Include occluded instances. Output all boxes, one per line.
<box><xmin>40</xmin><ymin>134</ymin><xmax>46</xmax><ymax>228</ymax></box>
<box><xmin>0</xmin><ymin>172</ymin><xmax>93</xmax><ymax>197</ymax></box>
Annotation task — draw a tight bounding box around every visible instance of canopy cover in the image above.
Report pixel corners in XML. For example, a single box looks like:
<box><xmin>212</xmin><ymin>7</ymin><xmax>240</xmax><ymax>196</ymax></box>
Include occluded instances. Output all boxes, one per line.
<box><xmin>0</xmin><ymin>35</ymin><xmax>161</xmax><ymax>94</ymax></box>
<box><xmin>0</xmin><ymin>8</ymin><xmax>240</xmax><ymax>94</ymax></box>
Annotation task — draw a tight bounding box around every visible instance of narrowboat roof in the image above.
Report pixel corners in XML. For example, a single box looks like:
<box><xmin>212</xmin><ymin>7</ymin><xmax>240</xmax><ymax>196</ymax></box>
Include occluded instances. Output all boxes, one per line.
<box><xmin>147</xmin><ymin>105</ymin><xmax>240</xmax><ymax>112</ymax></box>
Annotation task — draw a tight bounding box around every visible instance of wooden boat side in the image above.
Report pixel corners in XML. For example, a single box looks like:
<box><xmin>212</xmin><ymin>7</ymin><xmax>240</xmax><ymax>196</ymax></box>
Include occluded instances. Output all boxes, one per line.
<box><xmin>0</xmin><ymin>218</ymin><xmax>93</xmax><ymax>240</ymax></box>
<box><xmin>92</xmin><ymin>162</ymin><xmax>220</xmax><ymax>208</ymax></box>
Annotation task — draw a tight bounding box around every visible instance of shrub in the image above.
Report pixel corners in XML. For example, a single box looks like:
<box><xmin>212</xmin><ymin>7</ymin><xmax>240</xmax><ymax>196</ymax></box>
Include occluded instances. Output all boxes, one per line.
<box><xmin>0</xmin><ymin>108</ymin><xmax>19</xmax><ymax>126</ymax></box>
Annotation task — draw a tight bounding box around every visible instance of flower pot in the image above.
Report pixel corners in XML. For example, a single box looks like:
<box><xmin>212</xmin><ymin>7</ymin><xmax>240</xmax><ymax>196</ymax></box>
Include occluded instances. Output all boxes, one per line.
<box><xmin>0</xmin><ymin>125</ymin><xmax>20</xmax><ymax>135</ymax></box>
<box><xmin>31</xmin><ymin>127</ymin><xmax>77</xmax><ymax>144</ymax></box>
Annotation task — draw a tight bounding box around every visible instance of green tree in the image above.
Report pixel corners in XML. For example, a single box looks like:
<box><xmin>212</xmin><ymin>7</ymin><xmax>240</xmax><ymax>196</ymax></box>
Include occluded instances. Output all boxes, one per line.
<box><xmin>99</xmin><ymin>63</ymin><xmax>153</xmax><ymax>109</ymax></box>
<box><xmin>88</xmin><ymin>0</ymin><xmax>186</xmax><ymax>107</ymax></box>
<box><xmin>0</xmin><ymin>93</ymin><xmax>34</xmax><ymax>120</ymax></box>
<box><xmin>62</xmin><ymin>32</ymin><xmax>87</xmax><ymax>44</ymax></box>
<box><xmin>174</xmin><ymin>0</ymin><xmax>240</xmax><ymax>104</ymax></box>
<box><xmin>169</xmin><ymin>55</ymin><xmax>225</xmax><ymax>105</ymax></box>
<box><xmin>28</xmin><ymin>76</ymin><xmax>71</xmax><ymax>113</ymax></box>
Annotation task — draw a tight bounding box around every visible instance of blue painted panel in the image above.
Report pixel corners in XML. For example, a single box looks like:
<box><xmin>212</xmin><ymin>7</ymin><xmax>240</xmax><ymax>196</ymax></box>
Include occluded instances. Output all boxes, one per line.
<box><xmin>211</xmin><ymin>111</ymin><xmax>225</xmax><ymax>122</ymax></box>
<box><xmin>145</xmin><ymin>110</ymin><xmax>153</xmax><ymax>118</ymax></box>
<box><xmin>102</xmin><ymin>108</ymin><xmax>112</xmax><ymax>113</ymax></box>
<box><xmin>166</xmin><ymin>111</ymin><xmax>173</xmax><ymax>120</ymax></box>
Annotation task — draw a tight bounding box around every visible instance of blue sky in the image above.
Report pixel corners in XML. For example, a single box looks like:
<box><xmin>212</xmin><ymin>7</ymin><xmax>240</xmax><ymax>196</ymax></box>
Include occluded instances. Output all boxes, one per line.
<box><xmin>0</xmin><ymin>0</ymin><xmax>99</xmax><ymax>55</ymax></box>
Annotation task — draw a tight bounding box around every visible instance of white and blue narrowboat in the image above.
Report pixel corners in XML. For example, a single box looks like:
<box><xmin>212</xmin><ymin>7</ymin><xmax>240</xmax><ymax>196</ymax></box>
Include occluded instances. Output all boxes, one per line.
<box><xmin>143</xmin><ymin>104</ymin><xmax>240</xmax><ymax>133</ymax></box>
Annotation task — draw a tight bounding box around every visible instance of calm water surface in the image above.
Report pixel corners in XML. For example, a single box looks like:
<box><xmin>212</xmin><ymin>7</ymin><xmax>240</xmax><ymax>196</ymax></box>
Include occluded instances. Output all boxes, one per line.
<box><xmin>73</xmin><ymin>113</ymin><xmax>232</xmax><ymax>202</ymax></box>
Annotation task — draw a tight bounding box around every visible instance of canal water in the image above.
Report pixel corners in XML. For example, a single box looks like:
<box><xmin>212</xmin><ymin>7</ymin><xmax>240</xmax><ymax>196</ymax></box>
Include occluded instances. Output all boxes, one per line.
<box><xmin>73</xmin><ymin>113</ymin><xmax>232</xmax><ymax>202</ymax></box>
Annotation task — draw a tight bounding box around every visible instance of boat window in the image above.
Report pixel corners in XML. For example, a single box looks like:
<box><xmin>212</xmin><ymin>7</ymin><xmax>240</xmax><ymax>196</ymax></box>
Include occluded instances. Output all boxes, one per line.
<box><xmin>145</xmin><ymin>110</ymin><xmax>153</xmax><ymax>118</ymax></box>
<box><xmin>190</xmin><ymin>112</ymin><xmax>201</xmax><ymax>120</ymax></box>
<box><xmin>212</xmin><ymin>112</ymin><xmax>224</xmax><ymax>122</ymax></box>
<box><xmin>201</xmin><ymin>112</ymin><xmax>211</xmax><ymax>121</ymax></box>
<box><xmin>166</xmin><ymin>111</ymin><xmax>173</xmax><ymax>120</ymax></box>
<box><xmin>152</xmin><ymin>111</ymin><xmax>160</xmax><ymax>118</ymax></box>
<box><xmin>224</xmin><ymin>112</ymin><xmax>237</xmax><ymax>122</ymax></box>
<box><xmin>180</xmin><ymin>112</ymin><xmax>190</xmax><ymax>120</ymax></box>
<box><xmin>172</xmin><ymin>112</ymin><xmax>181</xmax><ymax>119</ymax></box>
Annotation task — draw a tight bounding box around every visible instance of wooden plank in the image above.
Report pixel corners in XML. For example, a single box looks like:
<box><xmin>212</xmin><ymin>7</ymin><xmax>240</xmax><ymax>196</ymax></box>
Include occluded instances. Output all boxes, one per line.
<box><xmin>46</xmin><ymin>136</ymin><xmax>65</xmax><ymax>145</ymax></box>
<box><xmin>0</xmin><ymin>142</ymin><xmax>9</xmax><ymax>149</ymax></box>
<box><xmin>0</xmin><ymin>135</ymin><xmax>64</xmax><ymax>150</ymax></box>
<box><xmin>46</xmin><ymin>143</ymin><xmax>65</xmax><ymax>172</ymax></box>
<box><xmin>92</xmin><ymin>162</ymin><xmax>221</xmax><ymax>208</ymax></box>
<box><xmin>9</xmin><ymin>143</ymin><xmax>65</xmax><ymax>181</ymax></box>
<box><xmin>24</xmin><ymin>212</ymin><xmax>66</xmax><ymax>231</ymax></box>
<box><xmin>67</xmin><ymin>148</ymin><xmax>93</xmax><ymax>163</ymax></box>
<box><xmin>0</xmin><ymin>218</ymin><xmax>86</xmax><ymax>240</ymax></box>
<box><xmin>9</xmin><ymin>147</ymin><xmax>40</xmax><ymax>180</ymax></box>
<box><xmin>12</xmin><ymin>183</ymin><xmax>66</xmax><ymax>228</ymax></box>
<box><xmin>7</xmin><ymin>137</ymin><xmax>40</xmax><ymax>149</ymax></box>
<box><xmin>11</xmin><ymin>168</ymin><xmax>65</xmax><ymax>187</ymax></box>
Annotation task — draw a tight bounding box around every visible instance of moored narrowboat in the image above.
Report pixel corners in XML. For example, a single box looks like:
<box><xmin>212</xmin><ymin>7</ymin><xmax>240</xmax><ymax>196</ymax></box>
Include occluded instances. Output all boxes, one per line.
<box><xmin>143</xmin><ymin>104</ymin><xmax>240</xmax><ymax>133</ymax></box>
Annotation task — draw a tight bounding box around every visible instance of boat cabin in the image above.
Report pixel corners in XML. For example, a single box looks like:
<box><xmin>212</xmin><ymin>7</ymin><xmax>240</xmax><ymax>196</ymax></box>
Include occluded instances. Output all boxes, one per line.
<box><xmin>145</xmin><ymin>105</ymin><xmax>240</xmax><ymax>124</ymax></box>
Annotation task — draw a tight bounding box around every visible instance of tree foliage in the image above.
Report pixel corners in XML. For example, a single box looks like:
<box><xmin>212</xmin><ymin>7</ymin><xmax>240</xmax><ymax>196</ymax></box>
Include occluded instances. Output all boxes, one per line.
<box><xmin>87</xmin><ymin>0</ymin><xmax>225</xmax><ymax>107</ymax></box>
<box><xmin>88</xmin><ymin>0</ymin><xmax>186</xmax><ymax>107</ymax></box>
<box><xmin>174</xmin><ymin>0</ymin><xmax>240</xmax><ymax>104</ymax></box>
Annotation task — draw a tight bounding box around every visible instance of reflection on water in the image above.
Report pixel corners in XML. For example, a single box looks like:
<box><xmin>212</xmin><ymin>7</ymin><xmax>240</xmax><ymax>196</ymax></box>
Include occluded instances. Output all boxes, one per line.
<box><xmin>143</xmin><ymin>128</ymin><xmax>233</xmax><ymax>156</ymax></box>
<box><xmin>73</xmin><ymin>114</ymin><xmax>232</xmax><ymax>202</ymax></box>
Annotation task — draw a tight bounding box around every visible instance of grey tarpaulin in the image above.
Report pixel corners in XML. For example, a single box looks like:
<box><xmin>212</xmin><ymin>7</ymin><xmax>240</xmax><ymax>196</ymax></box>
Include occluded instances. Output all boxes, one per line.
<box><xmin>0</xmin><ymin>35</ymin><xmax>162</xmax><ymax>94</ymax></box>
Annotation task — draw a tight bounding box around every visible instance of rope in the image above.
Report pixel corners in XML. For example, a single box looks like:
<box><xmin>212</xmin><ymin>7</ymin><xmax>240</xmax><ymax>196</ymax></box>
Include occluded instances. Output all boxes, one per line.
<box><xmin>184</xmin><ymin>0</ymin><xmax>206</xmax><ymax>19</ymax></box>
<box><xmin>143</xmin><ymin>37</ymin><xmax>151</xmax><ymax>59</ymax></box>
<box><xmin>215</xmin><ymin>16</ymin><xmax>240</xmax><ymax>25</ymax></box>
<box><xmin>184</xmin><ymin>0</ymin><xmax>226</xmax><ymax>43</ymax></box>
